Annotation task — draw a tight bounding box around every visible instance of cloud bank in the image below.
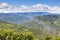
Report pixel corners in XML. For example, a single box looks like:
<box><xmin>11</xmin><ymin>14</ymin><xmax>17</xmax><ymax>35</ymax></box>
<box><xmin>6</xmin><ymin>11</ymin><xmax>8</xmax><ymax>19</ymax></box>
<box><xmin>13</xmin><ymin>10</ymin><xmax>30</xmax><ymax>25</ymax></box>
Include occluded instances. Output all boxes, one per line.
<box><xmin>0</xmin><ymin>3</ymin><xmax>60</xmax><ymax>13</ymax></box>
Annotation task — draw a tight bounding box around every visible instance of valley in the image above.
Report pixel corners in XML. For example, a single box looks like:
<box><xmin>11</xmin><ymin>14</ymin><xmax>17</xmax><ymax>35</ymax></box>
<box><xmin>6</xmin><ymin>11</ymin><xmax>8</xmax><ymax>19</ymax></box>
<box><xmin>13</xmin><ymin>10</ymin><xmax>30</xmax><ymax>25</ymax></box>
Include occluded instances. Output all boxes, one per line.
<box><xmin>0</xmin><ymin>12</ymin><xmax>60</xmax><ymax>40</ymax></box>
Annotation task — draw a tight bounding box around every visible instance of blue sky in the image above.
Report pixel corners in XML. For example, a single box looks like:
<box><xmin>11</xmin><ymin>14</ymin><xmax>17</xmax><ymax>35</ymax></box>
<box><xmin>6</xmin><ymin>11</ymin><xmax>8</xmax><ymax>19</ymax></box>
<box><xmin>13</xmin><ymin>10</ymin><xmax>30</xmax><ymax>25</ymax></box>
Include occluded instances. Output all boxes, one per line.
<box><xmin>0</xmin><ymin>0</ymin><xmax>60</xmax><ymax>6</ymax></box>
<box><xmin>0</xmin><ymin>0</ymin><xmax>60</xmax><ymax>13</ymax></box>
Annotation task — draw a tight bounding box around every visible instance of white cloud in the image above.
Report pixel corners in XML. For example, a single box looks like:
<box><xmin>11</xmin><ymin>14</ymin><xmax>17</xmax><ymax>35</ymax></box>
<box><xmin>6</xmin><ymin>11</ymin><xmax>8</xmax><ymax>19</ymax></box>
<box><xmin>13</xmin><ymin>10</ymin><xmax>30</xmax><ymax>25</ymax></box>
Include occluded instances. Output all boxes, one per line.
<box><xmin>0</xmin><ymin>3</ymin><xmax>60</xmax><ymax>13</ymax></box>
<box><xmin>0</xmin><ymin>3</ymin><xmax>13</xmax><ymax>13</ymax></box>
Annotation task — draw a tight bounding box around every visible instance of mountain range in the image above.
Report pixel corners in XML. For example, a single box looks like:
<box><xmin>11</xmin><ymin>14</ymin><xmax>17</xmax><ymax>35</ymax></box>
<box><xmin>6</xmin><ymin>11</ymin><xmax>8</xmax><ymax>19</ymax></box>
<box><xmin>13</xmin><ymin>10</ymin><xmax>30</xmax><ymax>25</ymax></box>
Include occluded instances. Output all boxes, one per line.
<box><xmin>0</xmin><ymin>12</ymin><xmax>60</xmax><ymax>40</ymax></box>
<box><xmin>0</xmin><ymin>12</ymin><xmax>49</xmax><ymax>24</ymax></box>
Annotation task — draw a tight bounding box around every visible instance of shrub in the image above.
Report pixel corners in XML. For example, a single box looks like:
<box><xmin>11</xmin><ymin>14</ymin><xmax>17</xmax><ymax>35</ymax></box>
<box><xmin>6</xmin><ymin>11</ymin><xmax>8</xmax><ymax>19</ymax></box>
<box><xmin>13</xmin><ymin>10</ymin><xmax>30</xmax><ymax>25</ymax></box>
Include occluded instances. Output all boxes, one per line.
<box><xmin>0</xmin><ymin>28</ymin><xmax>38</xmax><ymax>40</ymax></box>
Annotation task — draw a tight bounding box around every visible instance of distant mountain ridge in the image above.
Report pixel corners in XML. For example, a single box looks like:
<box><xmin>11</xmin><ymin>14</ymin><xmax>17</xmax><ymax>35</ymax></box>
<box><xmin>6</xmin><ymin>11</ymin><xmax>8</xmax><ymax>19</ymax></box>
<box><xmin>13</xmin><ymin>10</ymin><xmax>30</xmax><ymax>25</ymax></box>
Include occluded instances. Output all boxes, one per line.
<box><xmin>0</xmin><ymin>12</ymin><xmax>49</xmax><ymax>24</ymax></box>
<box><xmin>0</xmin><ymin>12</ymin><xmax>60</xmax><ymax>24</ymax></box>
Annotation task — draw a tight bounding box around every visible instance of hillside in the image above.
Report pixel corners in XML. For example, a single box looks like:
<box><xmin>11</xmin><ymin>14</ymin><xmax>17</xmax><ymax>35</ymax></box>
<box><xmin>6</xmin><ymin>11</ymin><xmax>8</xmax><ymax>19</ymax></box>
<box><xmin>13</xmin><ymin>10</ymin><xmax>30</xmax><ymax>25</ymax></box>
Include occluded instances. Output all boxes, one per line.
<box><xmin>0</xmin><ymin>20</ymin><xmax>58</xmax><ymax>40</ymax></box>
<box><xmin>22</xmin><ymin>14</ymin><xmax>60</xmax><ymax>35</ymax></box>
<box><xmin>0</xmin><ymin>12</ymin><xmax>60</xmax><ymax>40</ymax></box>
<box><xmin>0</xmin><ymin>21</ymin><xmax>47</xmax><ymax>40</ymax></box>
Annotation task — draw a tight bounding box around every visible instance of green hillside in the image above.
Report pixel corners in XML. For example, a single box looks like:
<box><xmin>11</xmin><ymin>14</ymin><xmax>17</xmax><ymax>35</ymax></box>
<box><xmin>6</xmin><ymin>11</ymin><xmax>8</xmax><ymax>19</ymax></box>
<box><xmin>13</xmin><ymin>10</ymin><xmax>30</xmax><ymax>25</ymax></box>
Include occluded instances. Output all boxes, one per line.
<box><xmin>0</xmin><ymin>21</ymin><xmax>45</xmax><ymax>40</ymax></box>
<box><xmin>0</xmin><ymin>21</ymin><xmax>56</xmax><ymax>40</ymax></box>
<box><xmin>0</xmin><ymin>21</ymin><xmax>39</xmax><ymax>40</ymax></box>
<box><xmin>21</xmin><ymin>14</ymin><xmax>60</xmax><ymax>40</ymax></box>
<box><xmin>0</xmin><ymin>14</ymin><xmax>60</xmax><ymax>40</ymax></box>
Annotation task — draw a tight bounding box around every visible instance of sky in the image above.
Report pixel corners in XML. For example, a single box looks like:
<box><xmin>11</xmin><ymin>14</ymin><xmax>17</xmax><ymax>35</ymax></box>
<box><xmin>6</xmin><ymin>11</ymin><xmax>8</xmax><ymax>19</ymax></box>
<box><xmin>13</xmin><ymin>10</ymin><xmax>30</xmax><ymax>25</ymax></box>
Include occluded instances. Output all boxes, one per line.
<box><xmin>0</xmin><ymin>0</ymin><xmax>60</xmax><ymax>13</ymax></box>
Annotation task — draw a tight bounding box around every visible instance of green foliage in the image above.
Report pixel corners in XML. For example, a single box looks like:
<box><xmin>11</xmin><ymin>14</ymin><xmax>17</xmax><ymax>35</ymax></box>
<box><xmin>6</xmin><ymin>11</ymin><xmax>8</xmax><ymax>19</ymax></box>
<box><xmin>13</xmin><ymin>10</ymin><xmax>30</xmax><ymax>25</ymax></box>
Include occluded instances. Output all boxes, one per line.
<box><xmin>0</xmin><ymin>28</ymin><xmax>38</xmax><ymax>40</ymax></box>
<box><xmin>45</xmin><ymin>36</ymin><xmax>52</xmax><ymax>40</ymax></box>
<box><xmin>44</xmin><ymin>35</ymin><xmax>60</xmax><ymax>40</ymax></box>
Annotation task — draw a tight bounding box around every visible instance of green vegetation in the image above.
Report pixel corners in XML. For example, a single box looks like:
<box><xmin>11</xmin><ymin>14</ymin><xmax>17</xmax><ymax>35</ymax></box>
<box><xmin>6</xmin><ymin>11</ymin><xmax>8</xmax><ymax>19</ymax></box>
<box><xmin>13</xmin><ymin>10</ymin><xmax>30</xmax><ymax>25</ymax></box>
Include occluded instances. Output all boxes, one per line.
<box><xmin>1</xmin><ymin>28</ymin><xmax>60</xmax><ymax>40</ymax></box>
<box><xmin>0</xmin><ymin>21</ymin><xmax>40</xmax><ymax>40</ymax></box>
<box><xmin>0</xmin><ymin>28</ymin><xmax>38</xmax><ymax>40</ymax></box>
<box><xmin>0</xmin><ymin>14</ymin><xmax>60</xmax><ymax>40</ymax></box>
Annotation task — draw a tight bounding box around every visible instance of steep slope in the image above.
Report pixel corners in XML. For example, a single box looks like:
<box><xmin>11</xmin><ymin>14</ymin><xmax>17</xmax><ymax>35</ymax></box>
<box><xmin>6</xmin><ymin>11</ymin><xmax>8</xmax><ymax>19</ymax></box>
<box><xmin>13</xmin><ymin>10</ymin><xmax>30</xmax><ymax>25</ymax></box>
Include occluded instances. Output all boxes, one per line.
<box><xmin>40</xmin><ymin>14</ymin><xmax>60</xmax><ymax>31</ymax></box>
<box><xmin>22</xmin><ymin>19</ymin><xmax>56</xmax><ymax>34</ymax></box>
<box><xmin>22</xmin><ymin>14</ymin><xmax>60</xmax><ymax>35</ymax></box>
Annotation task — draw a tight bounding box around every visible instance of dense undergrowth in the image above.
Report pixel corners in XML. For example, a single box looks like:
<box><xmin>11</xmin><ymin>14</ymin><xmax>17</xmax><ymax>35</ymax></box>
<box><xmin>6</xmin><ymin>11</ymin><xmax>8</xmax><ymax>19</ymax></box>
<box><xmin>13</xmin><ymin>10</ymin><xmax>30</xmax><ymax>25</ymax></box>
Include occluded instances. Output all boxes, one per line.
<box><xmin>0</xmin><ymin>28</ymin><xmax>60</xmax><ymax>40</ymax></box>
<box><xmin>0</xmin><ymin>28</ymin><xmax>38</xmax><ymax>40</ymax></box>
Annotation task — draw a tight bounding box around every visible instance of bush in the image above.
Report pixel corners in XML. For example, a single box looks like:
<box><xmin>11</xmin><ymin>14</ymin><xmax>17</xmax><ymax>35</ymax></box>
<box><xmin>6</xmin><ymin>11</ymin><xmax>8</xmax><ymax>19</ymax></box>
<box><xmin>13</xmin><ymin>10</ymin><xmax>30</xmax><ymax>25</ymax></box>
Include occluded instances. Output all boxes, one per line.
<box><xmin>0</xmin><ymin>28</ymin><xmax>38</xmax><ymax>40</ymax></box>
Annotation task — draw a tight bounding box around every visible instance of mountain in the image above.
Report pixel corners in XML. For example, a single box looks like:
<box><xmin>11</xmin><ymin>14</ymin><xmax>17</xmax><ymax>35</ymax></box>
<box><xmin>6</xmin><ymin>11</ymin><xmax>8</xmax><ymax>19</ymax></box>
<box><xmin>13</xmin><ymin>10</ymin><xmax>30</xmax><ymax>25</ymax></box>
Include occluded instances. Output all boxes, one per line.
<box><xmin>0</xmin><ymin>12</ymin><xmax>60</xmax><ymax>40</ymax></box>
<box><xmin>0</xmin><ymin>12</ymin><xmax>60</xmax><ymax>34</ymax></box>
<box><xmin>22</xmin><ymin>14</ymin><xmax>60</xmax><ymax>35</ymax></box>
<box><xmin>0</xmin><ymin>12</ymin><xmax>48</xmax><ymax>24</ymax></box>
